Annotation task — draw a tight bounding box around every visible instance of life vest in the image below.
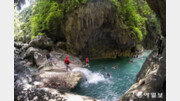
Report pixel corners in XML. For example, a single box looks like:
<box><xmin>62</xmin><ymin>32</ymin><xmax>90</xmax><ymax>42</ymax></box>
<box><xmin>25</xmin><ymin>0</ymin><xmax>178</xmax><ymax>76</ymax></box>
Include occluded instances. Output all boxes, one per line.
<box><xmin>85</xmin><ymin>59</ymin><xmax>89</xmax><ymax>63</ymax></box>
<box><xmin>107</xmin><ymin>73</ymin><xmax>110</xmax><ymax>76</ymax></box>
<box><xmin>65</xmin><ymin>59</ymin><xmax>70</xmax><ymax>64</ymax></box>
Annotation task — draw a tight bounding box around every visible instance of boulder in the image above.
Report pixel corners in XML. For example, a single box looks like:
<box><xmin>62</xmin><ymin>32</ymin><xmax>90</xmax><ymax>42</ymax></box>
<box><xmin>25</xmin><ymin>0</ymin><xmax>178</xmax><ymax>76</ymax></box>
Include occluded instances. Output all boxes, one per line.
<box><xmin>21</xmin><ymin>43</ymin><xmax>30</xmax><ymax>51</ymax></box>
<box><xmin>33</xmin><ymin>49</ymin><xmax>49</xmax><ymax>67</ymax></box>
<box><xmin>14</xmin><ymin>41</ymin><xmax>24</xmax><ymax>49</ymax></box>
<box><xmin>38</xmin><ymin>71</ymin><xmax>83</xmax><ymax>91</ymax></box>
<box><xmin>20</xmin><ymin>44</ymin><xmax>83</xmax><ymax>70</ymax></box>
<box><xmin>21</xmin><ymin>47</ymin><xmax>39</xmax><ymax>59</ymax></box>
<box><xmin>33</xmin><ymin>50</ymin><xmax>82</xmax><ymax>70</ymax></box>
<box><xmin>15</xmin><ymin>51</ymin><xmax>96</xmax><ymax>101</ymax></box>
<box><xmin>29</xmin><ymin>35</ymin><xmax>54</xmax><ymax>50</ymax></box>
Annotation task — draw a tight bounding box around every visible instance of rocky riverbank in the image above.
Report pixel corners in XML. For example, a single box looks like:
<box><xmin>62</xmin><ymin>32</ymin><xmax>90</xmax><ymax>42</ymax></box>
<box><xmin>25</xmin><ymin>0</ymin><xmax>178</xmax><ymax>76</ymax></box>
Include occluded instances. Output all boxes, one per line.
<box><xmin>14</xmin><ymin>36</ymin><xmax>99</xmax><ymax>101</ymax></box>
<box><xmin>119</xmin><ymin>0</ymin><xmax>166</xmax><ymax>100</ymax></box>
<box><xmin>119</xmin><ymin>45</ymin><xmax>166</xmax><ymax>101</ymax></box>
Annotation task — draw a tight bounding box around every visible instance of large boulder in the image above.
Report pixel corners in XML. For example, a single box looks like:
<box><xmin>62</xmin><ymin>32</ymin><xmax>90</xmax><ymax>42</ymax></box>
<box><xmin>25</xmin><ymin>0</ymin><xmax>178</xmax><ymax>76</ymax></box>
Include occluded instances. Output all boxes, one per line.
<box><xmin>38</xmin><ymin>71</ymin><xmax>83</xmax><ymax>91</ymax></box>
<box><xmin>34</xmin><ymin>50</ymin><xmax>82</xmax><ymax>70</ymax></box>
<box><xmin>14</xmin><ymin>41</ymin><xmax>24</xmax><ymax>49</ymax></box>
<box><xmin>29</xmin><ymin>35</ymin><xmax>54</xmax><ymax>50</ymax></box>
<box><xmin>21</xmin><ymin>47</ymin><xmax>39</xmax><ymax>59</ymax></box>
<box><xmin>21</xmin><ymin>46</ymin><xmax>82</xmax><ymax>69</ymax></box>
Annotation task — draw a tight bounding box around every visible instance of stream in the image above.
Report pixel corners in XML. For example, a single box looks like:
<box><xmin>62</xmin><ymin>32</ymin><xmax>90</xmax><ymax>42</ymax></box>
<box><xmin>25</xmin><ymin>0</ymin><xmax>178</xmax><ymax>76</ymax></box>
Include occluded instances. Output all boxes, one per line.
<box><xmin>72</xmin><ymin>50</ymin><xmax>152</xmax><ymax>101</ymax></box>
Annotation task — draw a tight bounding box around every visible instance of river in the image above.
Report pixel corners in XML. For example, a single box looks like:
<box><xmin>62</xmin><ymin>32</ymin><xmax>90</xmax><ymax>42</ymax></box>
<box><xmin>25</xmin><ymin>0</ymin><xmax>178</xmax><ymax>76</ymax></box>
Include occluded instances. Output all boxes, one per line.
<box><xmin>72</xmin><ymin>50</ymin><xmax>152</xmax><ymax>101</ymax></box>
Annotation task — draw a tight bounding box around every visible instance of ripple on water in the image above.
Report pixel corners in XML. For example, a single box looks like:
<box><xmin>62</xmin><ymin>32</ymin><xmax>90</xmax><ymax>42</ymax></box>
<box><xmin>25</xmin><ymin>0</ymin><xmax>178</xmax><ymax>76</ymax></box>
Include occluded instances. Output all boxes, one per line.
<box><xmin>72</xmin><ymin>50</ymin><xmax>152</xmax><ymax>101</ymax></box>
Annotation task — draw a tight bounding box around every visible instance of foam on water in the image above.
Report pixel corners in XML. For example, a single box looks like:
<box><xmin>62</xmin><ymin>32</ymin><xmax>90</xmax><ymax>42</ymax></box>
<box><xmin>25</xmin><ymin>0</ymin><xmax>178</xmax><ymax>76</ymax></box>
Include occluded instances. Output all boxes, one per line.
<box><xmin>72</xmin><ymin>67</ymin><xmax>108</xmax><ymax>85</ymax></box>
<box><xmin>72</xmin><ymin>50</ymin><xmax>152</xmax><ymax>101</ymax></box>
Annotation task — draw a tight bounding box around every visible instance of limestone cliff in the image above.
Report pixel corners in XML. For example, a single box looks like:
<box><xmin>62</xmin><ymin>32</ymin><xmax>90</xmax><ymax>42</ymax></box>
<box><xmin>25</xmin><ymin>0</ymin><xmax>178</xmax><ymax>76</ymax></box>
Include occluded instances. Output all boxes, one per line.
<box><xmin>61</xmin><ymin>0</ymin><xmax>137</xmax><ymax>59</ymax></box>
<box><xmin>119</xmin><ymin>0</ymin><xmax>166</xmax><ymax>100</ymax></box>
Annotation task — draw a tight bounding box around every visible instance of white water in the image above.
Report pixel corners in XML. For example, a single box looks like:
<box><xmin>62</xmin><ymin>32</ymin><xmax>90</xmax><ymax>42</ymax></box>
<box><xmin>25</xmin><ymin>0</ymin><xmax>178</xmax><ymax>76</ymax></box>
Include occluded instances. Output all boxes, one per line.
<box><xmin>72</xmin><ymin>68</ymin><xmax>109</xmax><ymax>85</ymax></box>
<box><xmin>72</xmin><ymin>50</ymin><xmax>152</xmax><ymax>101</ymax></box>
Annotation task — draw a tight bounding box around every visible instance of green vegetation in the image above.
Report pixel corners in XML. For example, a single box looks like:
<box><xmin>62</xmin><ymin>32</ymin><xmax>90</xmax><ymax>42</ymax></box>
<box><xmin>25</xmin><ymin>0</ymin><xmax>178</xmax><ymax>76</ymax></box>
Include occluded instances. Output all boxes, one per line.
<box><xmin>14</xmin><ymin>0</ymin><xmax>88</xmax><ymax>42</ymax></box>
<box><xmin>14</xmin><ymin>7</ymin><xmax>22</xmax><ymax>40</ymax></box>
<box><xmin>30</xmin><ymin>0</ymin><xmax>88</xmax><ymax>40</ymax></box>
<box><xmin>14</xmin><ymin>0</ymin><xmax>160</xmax><ymax>43</ymax></box>
<box><xmin>109</xmin><ymin>0</ymin><xmax>153</xmax><ymax>41</ymax></box>
<box><xmin>14</xmin><ymin>3</ymin><xmax>34</xmax><ymax>43</ymax></box>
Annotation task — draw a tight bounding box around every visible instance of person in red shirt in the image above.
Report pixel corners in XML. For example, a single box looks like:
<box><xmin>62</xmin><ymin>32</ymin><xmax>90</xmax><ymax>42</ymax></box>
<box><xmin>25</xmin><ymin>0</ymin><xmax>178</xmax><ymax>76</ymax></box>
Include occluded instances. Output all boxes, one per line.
<box><xmin>64</xmin><ymin>56</ymin><xmax>72</xmax><ymax>71</ymax></box>
<box><xmin>131</xmin><ymin>60</ymin><xmax>133</xmax><ymax>63</ymax></box>
<box><xmin>85</xmin><ymin>57</ymin><xmax>90</xmax><ymax>67</ymax></box>
<box><xmin>107</xmin><ymin>73</ymin><xmax>110</xmax><ymax>78</ymax></box>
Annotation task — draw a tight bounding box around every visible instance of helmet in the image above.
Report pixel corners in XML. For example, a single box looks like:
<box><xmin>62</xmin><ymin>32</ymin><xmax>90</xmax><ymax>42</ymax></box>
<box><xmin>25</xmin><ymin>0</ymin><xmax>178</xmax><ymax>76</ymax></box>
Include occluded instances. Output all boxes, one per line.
<box><xmin>66</xmin><ymin>56</ymin><xmax>68</xmax><ymax>58</ymax></box>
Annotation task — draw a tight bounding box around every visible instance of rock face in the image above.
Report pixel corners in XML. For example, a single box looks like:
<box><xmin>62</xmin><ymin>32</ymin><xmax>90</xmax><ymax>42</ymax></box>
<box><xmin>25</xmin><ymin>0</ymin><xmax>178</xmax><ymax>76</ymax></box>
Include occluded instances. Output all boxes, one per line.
<box><xmin>14</xmin><ymin>36</ymin><xmax>83</xmax><ymax>92</ymax></box>
<box><xmin>146</xmin><ymin>0</ymin><xmax>166</xmax><ymax>37</ymax></box>
<box><xmin>39</xmin><ymin>71</ymin><xmax>83</xmax><ymax>91</ymax></box>
<box><xmin>60</xmin><ymin>0</ymin><xmax>138</xmax><ymax>59</ymax></box>
<box><xmin>18</xmin><ymin>35</ymin><xmax>83</xmax><ymax>69</ymax></box>
<box><xmin>14</xmin><ymin>40</ymin><xmax>97</xmax><ymax>101</ymax></box>
<box><xmin>120</xmin><ymin>0</ymin><xmax>166</xmax><ymax>100</ymax></box>
<box><xmin>119</xmin><ymin>49</ymin><xmax>166</xmax><ymax>101</ymax></box>
<box><xmin>14</xmin><ymin>63</ymin><xmax>96</xmax><ymax>101</ymax></box>
<box><xmin>29</xmin><ymin>35</ymin><xmax>54</xmax><ymax>50</ymax></box>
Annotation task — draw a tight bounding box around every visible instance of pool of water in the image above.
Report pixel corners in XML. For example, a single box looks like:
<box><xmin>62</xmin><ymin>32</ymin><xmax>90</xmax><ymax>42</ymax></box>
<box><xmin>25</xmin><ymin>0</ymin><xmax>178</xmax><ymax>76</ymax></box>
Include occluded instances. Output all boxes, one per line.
<box><xmin>72</xmin><ymin>50</ymin><xmax>152</xmax><ymax>101</ymax></box>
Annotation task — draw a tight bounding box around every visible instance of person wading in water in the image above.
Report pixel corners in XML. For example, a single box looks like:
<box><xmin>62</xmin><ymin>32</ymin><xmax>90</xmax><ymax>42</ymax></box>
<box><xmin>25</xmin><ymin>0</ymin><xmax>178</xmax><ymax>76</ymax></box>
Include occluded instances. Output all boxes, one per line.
<box><xmin>107</xmin><ymin>73</ymin><xmax>110</xmax><ymax>78</ymax></box>
<box><xmin>64</xmin><ymin>56</ymin><xmax>72</xmax><ymax>71</ymax></box>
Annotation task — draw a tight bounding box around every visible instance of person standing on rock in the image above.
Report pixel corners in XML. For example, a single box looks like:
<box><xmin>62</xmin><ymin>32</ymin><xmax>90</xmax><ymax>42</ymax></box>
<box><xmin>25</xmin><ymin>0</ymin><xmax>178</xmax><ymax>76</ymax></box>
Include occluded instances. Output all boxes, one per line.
<box><xmin>64</xmin><ymin>56</ymin><xmax>72</xmax><ymax>71</ymax></box>
<box><xmin>85</xmin><ymin>57</ymin><xmax>90</xmax><ymax>67</ymax></box>
<box><xmin>156</xmin><ymin>34</ymin><xmax>162</xmax><ymax>56</ymax></box>
<box><xmin>46</xmin><ymin>53</ymin><xmax>53</xmax><ymax>66</ymax></box>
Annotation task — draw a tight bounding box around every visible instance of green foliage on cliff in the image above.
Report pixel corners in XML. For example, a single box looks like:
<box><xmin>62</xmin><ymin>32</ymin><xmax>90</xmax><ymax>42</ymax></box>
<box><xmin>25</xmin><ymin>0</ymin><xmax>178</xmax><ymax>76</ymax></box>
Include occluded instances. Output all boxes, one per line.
<box><xmin>30</xmin><ymin>0</ymin><xmax>88</xmax><ymax>40</ymax></box>
<box><xmin>30</xmin><ymin>0</ymin><xmax>63</xmax><ymax>39</ymax></box>
<box><xmin>109</xmin><ymin>0</ymin><xmax>152</xmax><ymax>41</ymax></box>
<box><xmin>15</xmin><ymin>0</ymin><xmax>160</xmax><ymax>43</ymax></box>
<box><xmin>14</xmin><ymin>4</ymin><xmax>34</xmax><ymax>43</ymax></box>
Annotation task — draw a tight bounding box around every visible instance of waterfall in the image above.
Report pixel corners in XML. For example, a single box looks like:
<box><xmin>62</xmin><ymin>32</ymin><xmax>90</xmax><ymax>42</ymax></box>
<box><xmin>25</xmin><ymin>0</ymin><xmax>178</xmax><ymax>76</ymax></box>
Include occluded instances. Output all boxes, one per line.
<box><xmin>72</xmin><ymin>68</ymin><xmax>108</xmax><ymax>85</ymax></box>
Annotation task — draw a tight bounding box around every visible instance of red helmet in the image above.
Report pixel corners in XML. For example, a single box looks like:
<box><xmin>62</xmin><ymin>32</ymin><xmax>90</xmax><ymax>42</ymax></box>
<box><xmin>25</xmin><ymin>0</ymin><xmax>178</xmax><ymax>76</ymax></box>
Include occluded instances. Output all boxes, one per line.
<box><xmin>66</xmin><ymin>56</ymin><xmax>68</xmax><ymax>59</ymax></box>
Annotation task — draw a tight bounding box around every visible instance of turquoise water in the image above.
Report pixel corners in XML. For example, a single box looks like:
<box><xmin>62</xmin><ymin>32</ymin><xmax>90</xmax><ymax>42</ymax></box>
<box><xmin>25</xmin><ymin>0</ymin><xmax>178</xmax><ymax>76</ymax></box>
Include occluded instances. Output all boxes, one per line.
<box><xmin>72</xmin><ymin>51</ymin><xmax>152</xmax><ymax>101</ymax></box>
